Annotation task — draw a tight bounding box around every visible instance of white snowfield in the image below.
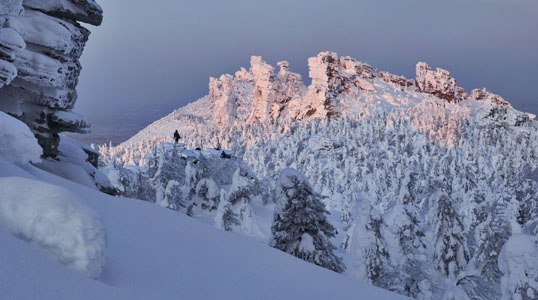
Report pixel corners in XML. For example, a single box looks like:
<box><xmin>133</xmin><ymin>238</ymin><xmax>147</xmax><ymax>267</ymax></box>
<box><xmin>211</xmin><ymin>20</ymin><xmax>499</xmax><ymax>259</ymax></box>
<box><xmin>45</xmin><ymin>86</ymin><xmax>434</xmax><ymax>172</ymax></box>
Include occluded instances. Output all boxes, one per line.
<box><xmin>0</xmin><ymin>159</ymin><xmax>406</xmax><ymax>299</ymax></box>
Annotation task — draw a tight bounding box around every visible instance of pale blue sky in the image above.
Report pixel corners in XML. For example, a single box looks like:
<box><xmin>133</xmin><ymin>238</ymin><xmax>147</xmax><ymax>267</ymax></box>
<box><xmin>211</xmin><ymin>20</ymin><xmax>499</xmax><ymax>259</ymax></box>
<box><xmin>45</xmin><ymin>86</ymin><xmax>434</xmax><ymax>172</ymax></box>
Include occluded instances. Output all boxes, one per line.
<box><xmin>75</xmin><ymin>0</ymin><xmax>538</xmax><ymax>143</ymax></box>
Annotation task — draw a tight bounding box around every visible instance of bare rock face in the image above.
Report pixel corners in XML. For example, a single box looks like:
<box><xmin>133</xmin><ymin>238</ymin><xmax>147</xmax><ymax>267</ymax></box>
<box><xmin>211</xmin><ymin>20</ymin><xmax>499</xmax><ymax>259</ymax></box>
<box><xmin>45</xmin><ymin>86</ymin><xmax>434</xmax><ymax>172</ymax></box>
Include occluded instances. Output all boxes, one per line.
<box><xmin>415</xmin><ymin>62</ymin><xmax>462</xmax><ymax>103</ymax></box>
<box><xmin>0</xmin><ymin>0</ymin><xmax>102</xmax><ymax>158</ymax></box>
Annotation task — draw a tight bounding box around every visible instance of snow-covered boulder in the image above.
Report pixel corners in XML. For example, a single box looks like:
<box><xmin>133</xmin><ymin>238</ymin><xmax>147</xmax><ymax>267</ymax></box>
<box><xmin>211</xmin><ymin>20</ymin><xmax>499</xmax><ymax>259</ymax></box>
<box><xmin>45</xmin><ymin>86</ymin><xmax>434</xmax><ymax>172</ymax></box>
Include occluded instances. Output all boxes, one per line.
<box><xmin>0</xmin><ymin>177</ymin><xmax>107</xmax><ymax>278</ymax></box>
<box><xmin>0</xmin><ymin>111</ymin><xmax>41</xmax><ymax>163</ymax></box>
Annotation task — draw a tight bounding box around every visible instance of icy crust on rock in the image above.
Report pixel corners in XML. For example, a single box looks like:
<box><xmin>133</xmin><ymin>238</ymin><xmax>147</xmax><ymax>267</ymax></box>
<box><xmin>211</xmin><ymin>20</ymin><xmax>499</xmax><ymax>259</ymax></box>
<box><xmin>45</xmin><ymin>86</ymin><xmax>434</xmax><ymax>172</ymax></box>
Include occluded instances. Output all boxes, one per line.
<box><xmin>0</xmin><ymin>177</ymin><xmax>107</xmax><ymax>278</ymax></box>
<box><xmin>0</xmin><ymin>111</ymin><xmax>41</xmax><ymax>163</ymax></box>
<box><xmin>23</xmin><ymin>0</ymin><xmax>103</xmax><ymax>26</ymax></box>
<box><xmin>210</xmin><ymin>56</ymin><xmax>306</xmax><ymax>126</ymax></box>
<box><xmin>0</xmin><ymin>0</ymin><xmax>102</xmax><ymax>158</ymax></box>
<box><xmin>415</xmin><ymin>62</ymin><xmax>464</xmax><ymax>102</ymax></box>
<box><xmin>0</xmin><ymin>0</ymin><xmax>23</xmax><ymax>16</ymax></box>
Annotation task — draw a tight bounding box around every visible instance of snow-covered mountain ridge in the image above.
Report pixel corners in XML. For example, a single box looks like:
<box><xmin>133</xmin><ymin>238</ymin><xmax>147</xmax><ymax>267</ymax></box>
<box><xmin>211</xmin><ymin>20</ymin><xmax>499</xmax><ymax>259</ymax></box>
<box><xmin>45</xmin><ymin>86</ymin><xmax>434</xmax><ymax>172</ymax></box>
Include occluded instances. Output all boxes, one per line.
<box><xmin>101</xmin><ymin>52</ymin><xmax>538</xmax><ymax>299</ymax></box>
<box><xmin>114</xmin><ymin>51</ymin><xmax>534</xmax><ymax>153</ymax></box>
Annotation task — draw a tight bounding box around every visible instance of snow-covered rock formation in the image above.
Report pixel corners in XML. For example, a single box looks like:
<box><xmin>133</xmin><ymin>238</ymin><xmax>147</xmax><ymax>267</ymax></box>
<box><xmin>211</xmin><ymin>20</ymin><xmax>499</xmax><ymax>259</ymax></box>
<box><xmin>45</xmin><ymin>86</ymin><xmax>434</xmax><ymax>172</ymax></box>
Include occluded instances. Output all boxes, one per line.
<box><xmin>0</xmin><ymin>1</ymin><xmax>113</xmax><ymax>193</ymax></box>
<box><xmin>210</xmin><ymin>56</ymin><xmax>305</xmax><ymax>127</ymax></box>
<box><xmin>101</xmin><ymin>51</ymin><xmax>538</xmax><ymax>299</ymax></box>
<box><xmin>415</xmin><ymin>62</ymin><xmax>466</xmax><ymax>103</ymax></box>
<box><xmin>0</xmin><ymin>0</ymin><xmax>102</xmax><ymax>158</ymax></box>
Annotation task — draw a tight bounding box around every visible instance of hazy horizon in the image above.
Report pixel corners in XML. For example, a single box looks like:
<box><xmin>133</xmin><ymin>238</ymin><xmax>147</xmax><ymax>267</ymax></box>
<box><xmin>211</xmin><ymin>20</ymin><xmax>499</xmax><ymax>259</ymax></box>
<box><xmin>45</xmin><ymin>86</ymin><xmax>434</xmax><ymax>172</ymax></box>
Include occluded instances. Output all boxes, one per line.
<box><xmin>74</xmin><ymin>0</ymin><xmax>538</xmax><ymax>144</ymax></box>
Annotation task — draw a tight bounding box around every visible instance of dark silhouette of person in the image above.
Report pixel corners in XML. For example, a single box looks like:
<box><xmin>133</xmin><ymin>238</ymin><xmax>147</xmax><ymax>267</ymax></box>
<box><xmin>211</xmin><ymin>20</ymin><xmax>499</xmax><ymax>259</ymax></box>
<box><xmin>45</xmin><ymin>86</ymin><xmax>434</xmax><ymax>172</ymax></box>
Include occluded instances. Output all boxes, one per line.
<box><xmin>173</xmin><ymin>130</ymin><xmax>180</xmax><ymax>144</ymax></box>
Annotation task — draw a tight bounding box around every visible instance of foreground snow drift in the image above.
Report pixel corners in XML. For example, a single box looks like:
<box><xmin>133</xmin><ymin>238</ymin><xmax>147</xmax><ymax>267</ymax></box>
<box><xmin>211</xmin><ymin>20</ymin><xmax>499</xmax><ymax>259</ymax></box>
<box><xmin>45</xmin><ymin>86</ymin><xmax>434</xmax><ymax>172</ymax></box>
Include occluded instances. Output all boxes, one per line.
<box><xmin>0</xmin><ymin>159</ymin><xmax>405</xmax><ymax>300</ymax></box>
<box><xmin>0</xmin><ymin>177</ymin><xmax>106</xmax><ymax>278</ymax></box>
<box><xmin>0</xmin><ymin>111</ymin><xmax>41</xmax><ymax>164</ymax></box>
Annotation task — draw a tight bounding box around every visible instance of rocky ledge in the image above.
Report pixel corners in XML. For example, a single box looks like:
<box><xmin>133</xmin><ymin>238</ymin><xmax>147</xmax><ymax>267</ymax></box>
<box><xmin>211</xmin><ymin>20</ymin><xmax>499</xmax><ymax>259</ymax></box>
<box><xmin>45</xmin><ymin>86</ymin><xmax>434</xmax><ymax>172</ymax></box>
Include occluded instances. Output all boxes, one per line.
<box><xmin>0</xmin><ymin>0</ymin><xmax>102</xmax><ymax>158</ymax></box>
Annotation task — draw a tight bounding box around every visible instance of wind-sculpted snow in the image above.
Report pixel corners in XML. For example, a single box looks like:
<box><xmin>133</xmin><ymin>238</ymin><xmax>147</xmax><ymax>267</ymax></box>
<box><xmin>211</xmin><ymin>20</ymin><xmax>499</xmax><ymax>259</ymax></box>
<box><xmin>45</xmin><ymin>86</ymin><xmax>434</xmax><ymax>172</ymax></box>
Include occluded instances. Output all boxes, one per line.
<box><xmin>0</xmin><ymin>111</ymin><xmax>41</xmax><ymax>164</ymax></box>
<box><xmin>101</xmin><ymin>52</ymin><xmax>538</xmax><ymax>299</ymax></box>
<box><xmin>0</xmin><ymin>177</ymin><xmax>107</xmax><ymax>278</ymax></box>
<box><xmin>0</xmin><ymin>0</ymin><xmax>102</xmax><ymax>158</ymax></box>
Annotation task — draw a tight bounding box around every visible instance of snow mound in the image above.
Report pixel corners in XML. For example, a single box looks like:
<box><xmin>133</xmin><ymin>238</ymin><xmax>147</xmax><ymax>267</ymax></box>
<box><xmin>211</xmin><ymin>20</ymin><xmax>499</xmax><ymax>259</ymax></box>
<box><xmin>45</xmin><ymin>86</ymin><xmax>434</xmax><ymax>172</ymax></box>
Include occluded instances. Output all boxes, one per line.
<box><xmin>498</xmin><ymin>234</ymin><xmax>538</xmax><ymax>300</ymax></box>
<box><xmin>278</xmin><ymin>167</ymin><xmax>306</xmax><ymax>188</ymax></box>
<box><xmin>0</xmin><ymin>112</ymin><xmax>42</xmax><ymax>164</ymax></box>
<box><xmin>0</xmin><ymin>177</ymin><xmax>106</xmax><ymax>278</ymax></box>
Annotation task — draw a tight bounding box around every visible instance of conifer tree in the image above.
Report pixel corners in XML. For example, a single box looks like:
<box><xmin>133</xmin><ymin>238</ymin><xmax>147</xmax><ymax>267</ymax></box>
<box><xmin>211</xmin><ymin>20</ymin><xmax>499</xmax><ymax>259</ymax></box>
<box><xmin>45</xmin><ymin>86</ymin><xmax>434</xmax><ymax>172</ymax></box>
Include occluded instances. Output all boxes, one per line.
<box><xmin>270</xmin><ymin>168</ymin><xmax>345</xmax><ymax>273</ymax></box>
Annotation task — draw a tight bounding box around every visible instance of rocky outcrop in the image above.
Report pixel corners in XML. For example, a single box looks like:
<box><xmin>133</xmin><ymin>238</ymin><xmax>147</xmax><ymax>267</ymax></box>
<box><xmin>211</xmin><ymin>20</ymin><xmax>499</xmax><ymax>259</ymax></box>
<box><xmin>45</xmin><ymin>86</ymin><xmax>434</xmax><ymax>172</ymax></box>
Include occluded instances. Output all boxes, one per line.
<box><xmin>210</xmin><ymin>75</ymin><xmax>236</xmax><ymax>127</ymax></box>
<box><xmin>272</xmin><ymin>61</ymin><xmax>305</xmax><ymax>120</ymax></box>
<box><xmin>300</xmin><ymin>52</ymin><xmax>377</xmax><ymax>119</ymax></box>
<box><xmin>470</xmin><ymin>88</ymin><xmax>510</xmax><ymax>106</ymax></box>
<box><xmin>207</xmin><ymin>52</ymin><xmax>529</xmax><ymax>127</ymax></box>
<box><xmin>415</xmin><ymin>62</ymin><xmax>463</xmax><ymax>103</ymax></box>
<box><xmin>210</xmin><ymin>56</ymin><xmax>305</xmax><ymax>126</ymax></box>
<box><xmin>378</xmin><ymin>71</ymin><xmax>414</xmax><ymax>87</ymax></box>
<box><xmin>0</xmin><ymin>0</ymin><xmax>102</xmax><ymax>158</ymax></box>
<box><xmin>247</xmin><ymin>56</ymin><xmax>276</xmax><ymax>123</ymax></box>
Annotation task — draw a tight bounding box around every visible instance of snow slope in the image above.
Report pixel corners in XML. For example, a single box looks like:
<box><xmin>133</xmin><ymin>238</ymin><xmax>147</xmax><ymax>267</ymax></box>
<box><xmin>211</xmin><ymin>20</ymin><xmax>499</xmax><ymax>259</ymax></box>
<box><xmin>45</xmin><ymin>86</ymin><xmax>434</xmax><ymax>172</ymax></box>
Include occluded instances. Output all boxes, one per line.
<box><xmin>0</xmin><ymin>157</ymin><xmax>405</xmax><ymax>300</ymax></box>
<box><xmin>101</xmin><ymin>52</ymin><xmax>538</xmax><ymax>299</ymax></box>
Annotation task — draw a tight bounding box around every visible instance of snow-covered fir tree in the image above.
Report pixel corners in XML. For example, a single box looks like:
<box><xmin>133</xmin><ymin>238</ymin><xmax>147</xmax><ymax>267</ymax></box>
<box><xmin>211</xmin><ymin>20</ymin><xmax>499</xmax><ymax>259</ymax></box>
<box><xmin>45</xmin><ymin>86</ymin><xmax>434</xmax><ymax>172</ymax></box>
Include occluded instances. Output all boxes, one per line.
<box><xmin>270</xmin><ymin>168</ymin><xmax>345</xmax><ymax>273</ymax></box>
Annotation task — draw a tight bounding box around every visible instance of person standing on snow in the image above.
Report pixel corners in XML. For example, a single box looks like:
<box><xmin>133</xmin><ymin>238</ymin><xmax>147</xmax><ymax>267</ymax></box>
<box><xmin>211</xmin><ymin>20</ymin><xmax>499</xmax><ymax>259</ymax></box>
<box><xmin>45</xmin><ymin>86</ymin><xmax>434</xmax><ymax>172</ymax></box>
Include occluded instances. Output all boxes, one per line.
<box><xmin>173</xmin><ymin>130</ymin><xmax>181</xmax><ymax>144</ymax></box>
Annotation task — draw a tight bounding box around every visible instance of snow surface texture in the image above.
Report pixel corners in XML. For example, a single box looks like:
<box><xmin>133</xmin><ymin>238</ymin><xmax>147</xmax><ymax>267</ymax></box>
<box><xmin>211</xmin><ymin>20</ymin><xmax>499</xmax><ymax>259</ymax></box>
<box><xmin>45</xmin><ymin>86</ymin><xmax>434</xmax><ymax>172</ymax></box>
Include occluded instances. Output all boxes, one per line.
<box><xmin>102</xmin><ymin>52</ymin><xmax>538</xmax><ymax>299</ymax></box>
<box><xmin>0</xmin><ymin>177</ymin><xmax>106</xmax><ymax>278</ymax></box>
<box><xmin>0</xmin><ymin>111</ymin><xmax>41</xmax><ymax>164</ymax></box>
<box><xmin>101</xmin><ymin>143</ymin><xmax>272</xmax><ymax>239</ymax></box>
<box><xmin>0</xmin><ymin>0</ymin><xmax>102</xmax><ymax>158</ymax></box>
<box><xmin>498</xmin><ymin>234</ymin><xmax>538</xmax><ymax>300</ymax></box>
<box><xmin>0</xmin><ymin>154</ymin><xmax>405</xmax><ymax>300</ymax></box>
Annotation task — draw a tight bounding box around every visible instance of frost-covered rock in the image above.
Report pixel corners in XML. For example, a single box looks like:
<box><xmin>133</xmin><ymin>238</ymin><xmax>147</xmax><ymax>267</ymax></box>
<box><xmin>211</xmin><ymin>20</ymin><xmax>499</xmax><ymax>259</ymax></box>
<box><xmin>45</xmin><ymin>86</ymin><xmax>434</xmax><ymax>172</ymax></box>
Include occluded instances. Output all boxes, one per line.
<box><xmin>415</xmin><ymin>62</ymin><xmax>462</xmax><ymax>102</ymax></box>
<box><xmin>0</xmin><ymin>0</ymin><xmax>23</xmax><ymax>16</ymax></box>
<box><xmin>0</xmin><ymin>111</ymin><xmax>41</xmax><ymax>163</ymax></box>
<box><xmin>296</xmin><ymin>52</ymin><xmax>379</xmax><ymax>119</ymax></box>
<box><xmin>0</xmin><ymin>177</ymin><xmax>107</xmax><ymax>278</ymax></box>
<box><xmin>377</xmin><ymin>71</ymin><xmax>414</xmax><ymax>87</ymax></box>
<box><xmin>247</xmin><ymin>56</ymin><xmax>276</xmax><ymax>123</ymax></box>
<box><xmin>210</xmin><ymin>56</ymin><xmax>305</xmax><ymax>126</ymax></box>
<box><xmin>23</xmin><ymin>0</ymin><xmax>103</xmax><ymax>26</ymax></box>
<box><xmin>0</xmin><ymin>0</ymin><xmax>102</xmax><ymax>158</ymax></box>
<box><xmin>470</xmin><ymin>88</ymin><xmax>509</xmax><ymax>106</ymax></box>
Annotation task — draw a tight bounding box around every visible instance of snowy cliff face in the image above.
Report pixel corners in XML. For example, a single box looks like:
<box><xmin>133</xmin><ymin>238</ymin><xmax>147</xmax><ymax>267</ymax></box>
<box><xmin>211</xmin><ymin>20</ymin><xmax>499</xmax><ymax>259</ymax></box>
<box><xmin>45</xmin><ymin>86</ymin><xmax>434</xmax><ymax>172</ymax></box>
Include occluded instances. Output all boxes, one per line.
<box><xmin>102</xmin><ymin>52</ymin><xmax>538</xmax><ymax>299</ymax></box>
<box><xmin>0</xmin><ymin>0</ymin><xmax>102</xmax><ymax>158</ymax></box>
